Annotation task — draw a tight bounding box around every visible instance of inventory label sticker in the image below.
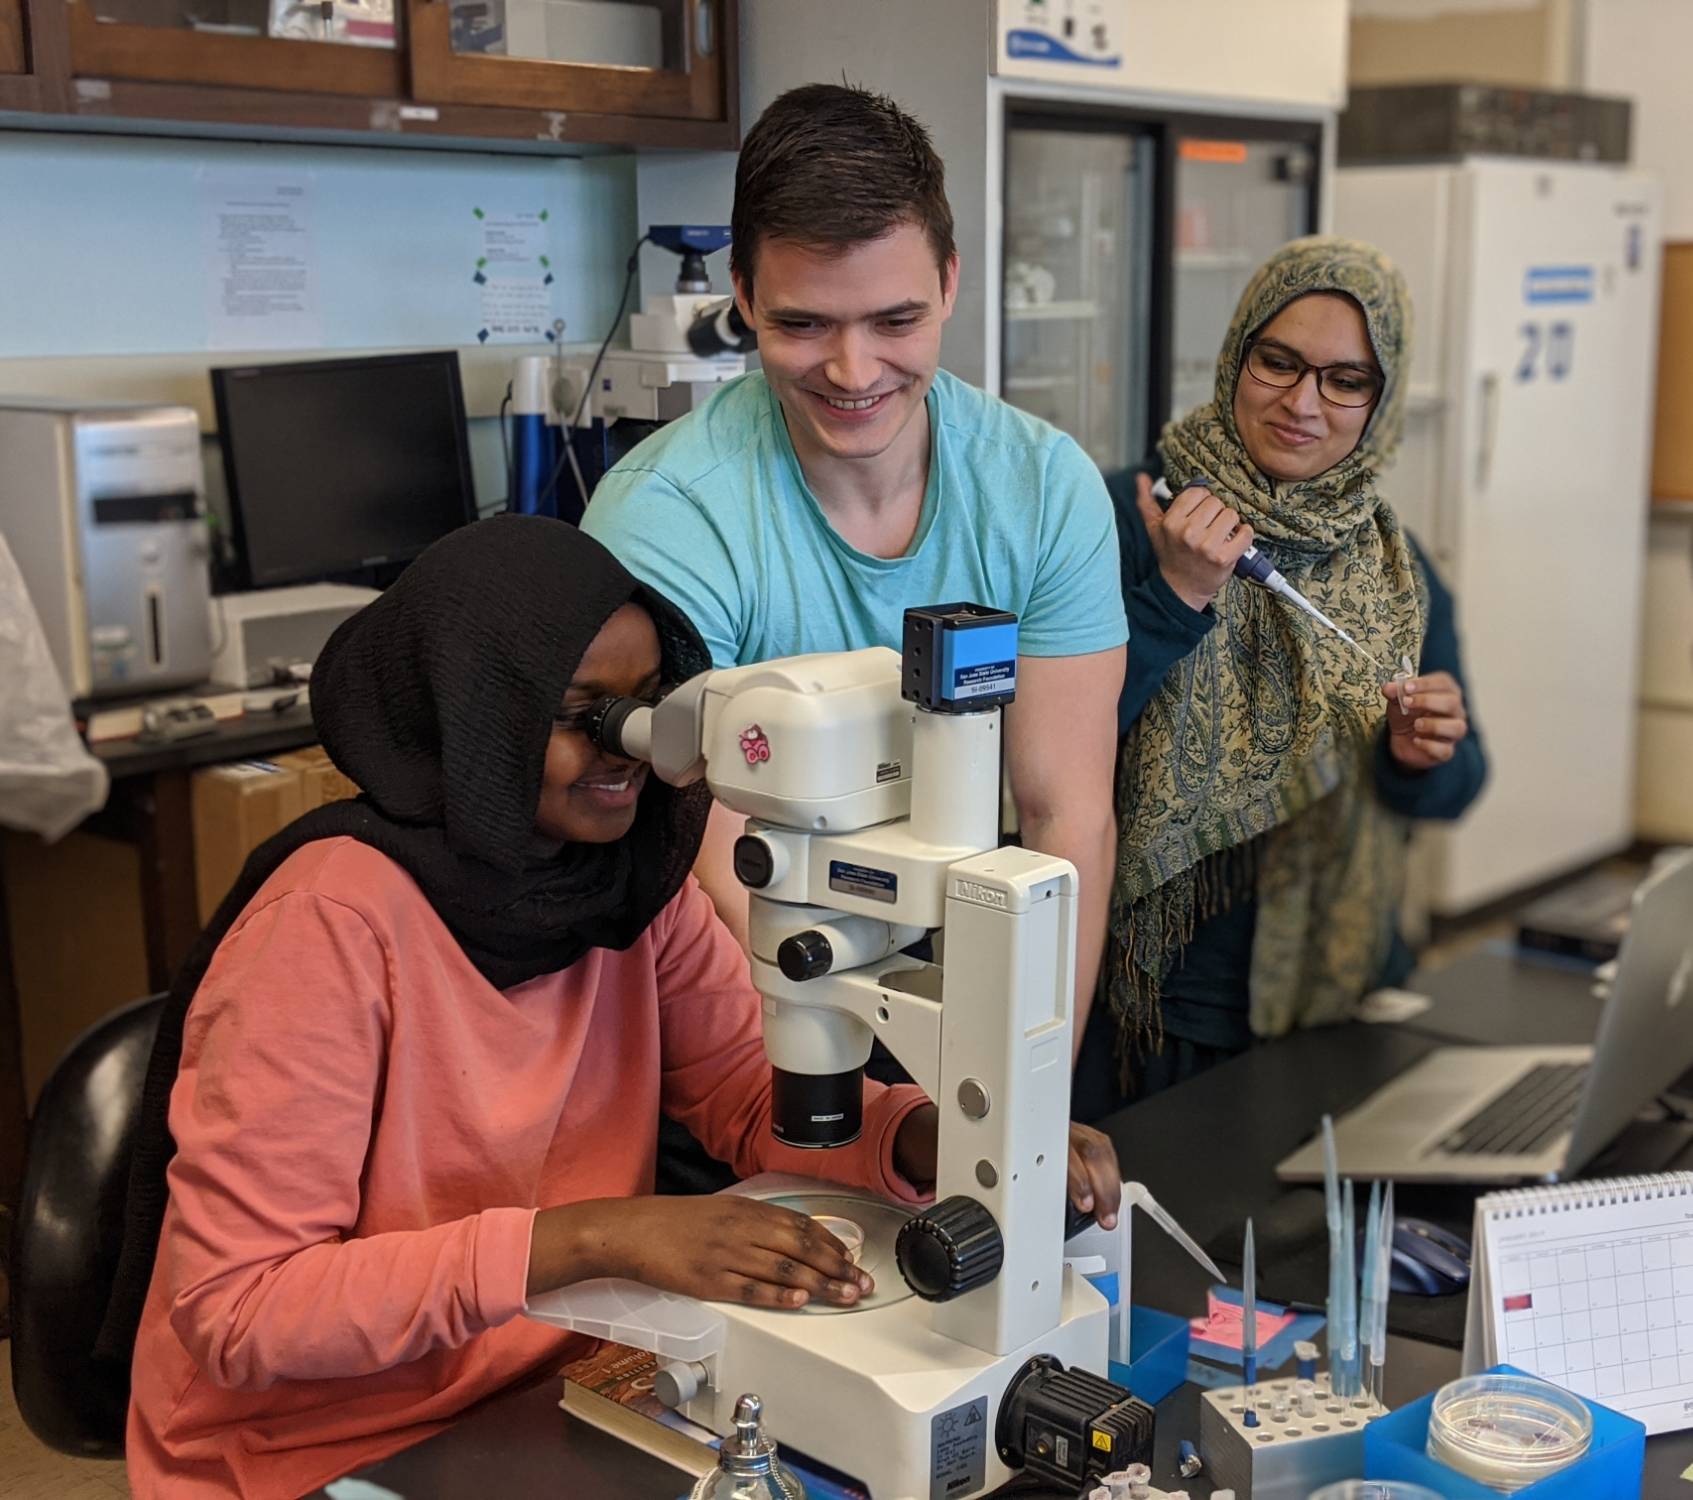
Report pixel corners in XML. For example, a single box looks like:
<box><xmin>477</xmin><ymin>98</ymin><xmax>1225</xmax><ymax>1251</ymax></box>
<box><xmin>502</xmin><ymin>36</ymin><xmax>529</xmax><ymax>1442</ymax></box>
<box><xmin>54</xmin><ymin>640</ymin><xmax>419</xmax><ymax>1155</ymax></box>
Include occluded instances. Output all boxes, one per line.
<box><xmin>829</xmin><ymin>861</ymin><xmax>897</xmax><ymax>904</ymax></box>
<box><xmin>930</xmin><ymin>1395</ymin><xmax>987</xmax><ymax>1500</ymax></box>
<box><xmin>952</xmin><ymin>660</ymin><xmax>1015</xmax><ymax>699</ymax></box>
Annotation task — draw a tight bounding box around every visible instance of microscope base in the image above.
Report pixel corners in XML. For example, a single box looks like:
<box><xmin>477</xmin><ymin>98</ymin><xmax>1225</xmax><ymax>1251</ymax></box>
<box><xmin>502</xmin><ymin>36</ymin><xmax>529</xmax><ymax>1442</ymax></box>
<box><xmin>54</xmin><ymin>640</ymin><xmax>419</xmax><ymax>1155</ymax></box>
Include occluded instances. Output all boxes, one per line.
<box><xmin>682</xmin><ymin>1270</ymin><xmax>1109</xmax><ymax>1500</ymax></box>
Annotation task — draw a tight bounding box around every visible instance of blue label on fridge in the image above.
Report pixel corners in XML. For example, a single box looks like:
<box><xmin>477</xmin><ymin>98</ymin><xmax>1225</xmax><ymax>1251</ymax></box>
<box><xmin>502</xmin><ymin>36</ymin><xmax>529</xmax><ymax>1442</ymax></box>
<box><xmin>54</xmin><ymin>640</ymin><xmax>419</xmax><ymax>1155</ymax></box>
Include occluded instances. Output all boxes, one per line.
<box><xmin>1523</xmin><ymin>265</ymin><xmax>1595</xmax><ymax>304</ymax></box>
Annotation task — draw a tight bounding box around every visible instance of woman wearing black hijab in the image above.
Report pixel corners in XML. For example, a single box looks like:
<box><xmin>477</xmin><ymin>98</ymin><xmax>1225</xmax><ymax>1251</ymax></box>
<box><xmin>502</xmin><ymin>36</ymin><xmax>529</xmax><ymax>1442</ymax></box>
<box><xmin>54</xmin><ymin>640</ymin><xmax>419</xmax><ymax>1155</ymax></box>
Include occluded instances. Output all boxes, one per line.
<box><xmin>108</xmin><ymin>516</ymin><xmax>958</xmax><ymax>1500</ymax></box>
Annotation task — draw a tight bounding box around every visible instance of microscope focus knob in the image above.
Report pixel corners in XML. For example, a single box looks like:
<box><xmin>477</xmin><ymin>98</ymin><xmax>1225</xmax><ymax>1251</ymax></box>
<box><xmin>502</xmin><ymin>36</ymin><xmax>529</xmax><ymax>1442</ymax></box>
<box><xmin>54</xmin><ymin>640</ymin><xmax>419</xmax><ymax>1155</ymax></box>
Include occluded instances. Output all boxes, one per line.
<box><xmin>895</xmin><ymin>1195</ymin><xmax>1003</xmax><ymax>1302</ymax></box>
<box><xmin>776</xmin><ymin>929</ymin><xmax>833</xmax><ymax>981</ymax></box>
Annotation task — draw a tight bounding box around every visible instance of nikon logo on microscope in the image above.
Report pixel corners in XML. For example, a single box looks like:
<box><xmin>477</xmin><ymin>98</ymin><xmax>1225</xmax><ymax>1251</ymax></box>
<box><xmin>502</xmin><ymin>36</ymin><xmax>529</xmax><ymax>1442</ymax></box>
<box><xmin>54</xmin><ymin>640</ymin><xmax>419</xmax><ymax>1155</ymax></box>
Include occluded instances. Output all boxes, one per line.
<box><xmin>954</xmin><ymin>879</ymin><xmax>1006</xmax><ymax>908</ymax></box>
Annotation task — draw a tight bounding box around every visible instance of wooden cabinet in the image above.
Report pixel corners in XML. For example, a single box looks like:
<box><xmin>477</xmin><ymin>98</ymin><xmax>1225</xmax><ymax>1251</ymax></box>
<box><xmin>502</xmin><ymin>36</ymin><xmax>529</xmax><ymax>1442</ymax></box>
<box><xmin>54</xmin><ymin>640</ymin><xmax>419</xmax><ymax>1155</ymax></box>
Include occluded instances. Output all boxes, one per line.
<box><xmin>11</xmin><ymin>0</ymin><xmax>735</xmax><ymax>149</ymax></box>
<box><xmin>409</xmin><ymin>0</ymin><xmax>724</xmax><ymax>122</ymax></box>
<box><xmin>1</xmin><ymin>0</ymin><xmax>29</xmax><ymax>72</ymax></box>
<box><xmin>1655</xmin><ymin>244</ymin><xmax>1693</xmax><ymax>502</ymax></box>
<box><xmin>65</xmin><ymin>0</ymin><xmax>403</xmax><ymax>97</ymax></box>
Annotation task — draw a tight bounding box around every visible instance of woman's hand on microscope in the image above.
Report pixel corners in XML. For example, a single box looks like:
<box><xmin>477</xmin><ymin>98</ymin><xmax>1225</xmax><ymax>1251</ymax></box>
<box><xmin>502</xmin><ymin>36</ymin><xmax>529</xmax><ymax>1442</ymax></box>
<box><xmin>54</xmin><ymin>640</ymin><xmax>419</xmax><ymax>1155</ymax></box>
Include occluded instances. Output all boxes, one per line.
<box><xmin>891</xmin><ymin>1104</ymin><xmax>1124</xmax><ymax>1229</ymax></box>
<box><xmin>1382</xmin><ymin>669</ymin><xmax>1469</xmax><ymax>771</ymax></box>
<box><xmin>525</xmin><ymin>1196</ymin><xmax>872</xmax><ymax>1309</ymax></box>
<box><xmin>1067</xmin><ymin>1123</ymin><xmax>1123</xmax><ymax>1229</ymax></box>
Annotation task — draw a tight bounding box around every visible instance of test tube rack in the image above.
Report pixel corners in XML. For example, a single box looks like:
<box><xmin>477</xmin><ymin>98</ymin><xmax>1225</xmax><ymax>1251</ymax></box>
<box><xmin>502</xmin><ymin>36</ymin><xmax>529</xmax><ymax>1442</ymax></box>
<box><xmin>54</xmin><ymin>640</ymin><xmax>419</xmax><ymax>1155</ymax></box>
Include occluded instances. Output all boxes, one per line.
<box><xmin>1197</xmin><ymin>1371</ymin><xmax>1386</xmax><ymax>1500</ymax></box>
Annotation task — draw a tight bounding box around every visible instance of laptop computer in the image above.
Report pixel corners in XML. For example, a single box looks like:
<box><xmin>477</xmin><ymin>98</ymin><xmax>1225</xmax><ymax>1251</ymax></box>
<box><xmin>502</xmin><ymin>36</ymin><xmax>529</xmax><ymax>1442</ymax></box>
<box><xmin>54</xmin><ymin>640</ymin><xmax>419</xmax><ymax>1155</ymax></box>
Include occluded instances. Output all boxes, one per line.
<box><xmin>1277</xmin><ymin>849</ymin><xmax>1693</xmax><ymax>1185</ymax></box>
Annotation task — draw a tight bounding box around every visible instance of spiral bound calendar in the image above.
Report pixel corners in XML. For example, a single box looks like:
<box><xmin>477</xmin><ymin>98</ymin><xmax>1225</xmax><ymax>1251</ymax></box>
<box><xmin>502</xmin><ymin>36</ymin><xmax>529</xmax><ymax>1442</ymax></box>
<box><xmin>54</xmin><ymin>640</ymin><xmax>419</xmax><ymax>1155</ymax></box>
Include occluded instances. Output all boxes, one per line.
<box><xmin>1462</xmin><ymin>1172</ymin><xmax>1693</xmax><ymax>1434</ymax></box>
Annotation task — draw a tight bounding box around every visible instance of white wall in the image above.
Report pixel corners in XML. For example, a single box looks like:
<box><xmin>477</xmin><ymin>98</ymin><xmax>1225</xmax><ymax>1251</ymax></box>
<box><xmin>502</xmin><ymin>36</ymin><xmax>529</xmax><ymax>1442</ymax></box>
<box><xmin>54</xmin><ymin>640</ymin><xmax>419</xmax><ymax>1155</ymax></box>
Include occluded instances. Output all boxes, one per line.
<box><xmin>1350</xmin><ymin>0</ymin><xmax>1577</xmax><ymax>90</ymax></box>
<box><xmin>1581</xmin><ymin>0</ymin><xmax>1693</xmax><ymax>841</ymax></box>
<box><xmin>1582</xmin><ymin>0</ymin><xmax>1693</xmax><ymax>239</ymax></box>
<box><xmin>0</xmin><ymin>134</ymin><xmax>636</xmax><ymax>358</ymax></box>
<box><xmin>1095</xmin><ymin>0</ymin><xmax>1347</xmax><ymax>109</ymax></box>
<box><xmin>0</xmin><ymin>134</ymin><xmax>637</xmax><ymax>508</ymax></box>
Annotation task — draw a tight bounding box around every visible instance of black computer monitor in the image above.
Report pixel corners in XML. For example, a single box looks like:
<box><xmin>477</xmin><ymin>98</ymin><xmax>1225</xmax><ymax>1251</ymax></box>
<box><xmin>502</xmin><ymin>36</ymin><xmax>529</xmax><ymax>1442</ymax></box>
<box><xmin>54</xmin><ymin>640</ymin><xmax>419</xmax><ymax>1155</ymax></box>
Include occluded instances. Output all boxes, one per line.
<box><xmin>212</xmin><ymin>350</ymin><xmax>477</xmax><ymax>589</ymax></box>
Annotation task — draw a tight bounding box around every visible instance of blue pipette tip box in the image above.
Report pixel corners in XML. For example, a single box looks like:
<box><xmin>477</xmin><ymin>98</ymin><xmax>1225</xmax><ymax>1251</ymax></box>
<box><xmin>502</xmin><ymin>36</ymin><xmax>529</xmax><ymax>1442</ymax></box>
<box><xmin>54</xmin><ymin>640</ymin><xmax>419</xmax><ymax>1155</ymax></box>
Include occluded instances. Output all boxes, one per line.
<box><xmin>1107</xmin><ymin>1305</ymin><xmax>1189</xmax><ymax>1407</ymax></box>
<box><xmin>1363</xmin><ymin>1364</ymin><xmax>1645</xmax><ymax>1499</ymax></box>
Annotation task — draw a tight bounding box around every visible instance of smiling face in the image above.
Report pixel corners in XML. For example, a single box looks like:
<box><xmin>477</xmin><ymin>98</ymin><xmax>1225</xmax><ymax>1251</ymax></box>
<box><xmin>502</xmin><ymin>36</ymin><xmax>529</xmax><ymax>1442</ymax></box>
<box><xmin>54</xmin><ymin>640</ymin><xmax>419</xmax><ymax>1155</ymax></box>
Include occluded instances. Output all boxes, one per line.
<box><xmin>1232</xmin><ymin>292</ymin><xmax>1381</xmax><ymax>482</ymax></box>
<box><xmin>534</xmin><ymin>603</ymin><xmax>660</xmax><ymax>844</ymax></box>
<box><xmin>733</xmin><ymin>219</ymin><xmax>958</xmax><ymax>473</ymax></box>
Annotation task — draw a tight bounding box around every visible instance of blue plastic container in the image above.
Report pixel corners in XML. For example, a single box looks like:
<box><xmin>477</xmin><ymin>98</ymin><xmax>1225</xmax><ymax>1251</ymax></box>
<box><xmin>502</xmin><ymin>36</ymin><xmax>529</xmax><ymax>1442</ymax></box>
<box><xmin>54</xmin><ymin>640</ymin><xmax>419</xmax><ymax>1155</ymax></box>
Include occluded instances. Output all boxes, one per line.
<box><xmin>1364</xmin><ymin>1364</ymin><xmax>1645</xmax><ymax>1499</ymax></box>
<box><xmin>509</xmin><ymin>410</ymin><xmax>560</xmax><ymax>519</ymax></box>
<box><xmin>1108</xmin><ymin>1304</ymin><xmax>1190</xmax><ymax>1407</ymax></box>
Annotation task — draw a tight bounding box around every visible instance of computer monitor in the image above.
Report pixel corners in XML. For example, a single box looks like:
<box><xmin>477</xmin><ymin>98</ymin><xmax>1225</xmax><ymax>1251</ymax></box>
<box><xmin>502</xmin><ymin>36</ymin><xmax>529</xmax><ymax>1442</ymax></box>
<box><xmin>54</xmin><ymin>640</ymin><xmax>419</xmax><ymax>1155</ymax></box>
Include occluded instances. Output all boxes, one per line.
<box><xmin>212</xmin><ymin>350</ymin><xmax>477</xmax><ymax>589</ymax></box>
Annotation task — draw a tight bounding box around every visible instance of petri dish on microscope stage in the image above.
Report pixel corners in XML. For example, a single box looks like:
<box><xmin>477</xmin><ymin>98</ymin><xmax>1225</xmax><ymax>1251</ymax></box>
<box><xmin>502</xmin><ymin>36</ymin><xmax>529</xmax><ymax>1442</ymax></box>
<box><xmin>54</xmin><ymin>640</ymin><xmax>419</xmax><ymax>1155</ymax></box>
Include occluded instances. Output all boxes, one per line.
<box><xmin>1424</xmin><ymin>1372</ymin><xmax>1592</xmax><ymax>1492</ymax></box>
<box><xmin>808</xmin><ymin>1214</ymin><xmax>865</xmax><ymax>1265</ymax></box>
<box><xmin>755</xmin><ymin>1190</ymin><xmax>916</xmax><ymax>1314</ymax></box>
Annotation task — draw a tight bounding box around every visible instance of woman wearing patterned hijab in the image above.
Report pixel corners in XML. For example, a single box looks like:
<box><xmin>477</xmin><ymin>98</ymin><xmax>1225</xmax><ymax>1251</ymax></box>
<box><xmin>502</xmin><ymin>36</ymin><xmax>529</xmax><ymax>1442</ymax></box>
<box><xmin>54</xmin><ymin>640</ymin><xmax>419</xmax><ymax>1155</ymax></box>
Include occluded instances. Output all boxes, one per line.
<box><xmin>1075</xmin><ymin>236</ymin><xmax>1488</xmax><ymax>1118</ymax></box>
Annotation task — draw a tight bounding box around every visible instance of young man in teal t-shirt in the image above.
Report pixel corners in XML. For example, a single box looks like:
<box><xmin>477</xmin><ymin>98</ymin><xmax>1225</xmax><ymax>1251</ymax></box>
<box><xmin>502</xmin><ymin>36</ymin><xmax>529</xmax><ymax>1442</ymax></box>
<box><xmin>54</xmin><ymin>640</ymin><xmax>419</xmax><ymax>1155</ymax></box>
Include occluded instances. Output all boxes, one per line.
<box><xmin>583</xmin><ymin>83</ymin><xmax>1127</xmax><ymax>1062</ymax></box>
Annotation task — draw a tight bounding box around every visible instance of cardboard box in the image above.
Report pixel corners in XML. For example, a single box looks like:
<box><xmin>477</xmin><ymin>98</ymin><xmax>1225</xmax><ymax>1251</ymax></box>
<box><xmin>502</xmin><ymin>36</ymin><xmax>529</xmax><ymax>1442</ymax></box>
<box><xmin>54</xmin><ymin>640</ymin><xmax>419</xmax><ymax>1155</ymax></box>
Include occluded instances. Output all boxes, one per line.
<box><xmin>190</xmin><ymin>749</ymin><xmax>361</xmax><ymax>922</ymax></box>
<box><xmin>1652</xmin><ymin>242</ymin><xmax>1693</xmax><ymax>501</ymax></box>
<box><xmin>270</xmin><ymin>745</ymin><xmax>361</xmax><ymax>812</ymax></box>
<box><xmin>191</xmin><ymin>761</ymin><xmax>306</xmax><ymax>925</ymax></box>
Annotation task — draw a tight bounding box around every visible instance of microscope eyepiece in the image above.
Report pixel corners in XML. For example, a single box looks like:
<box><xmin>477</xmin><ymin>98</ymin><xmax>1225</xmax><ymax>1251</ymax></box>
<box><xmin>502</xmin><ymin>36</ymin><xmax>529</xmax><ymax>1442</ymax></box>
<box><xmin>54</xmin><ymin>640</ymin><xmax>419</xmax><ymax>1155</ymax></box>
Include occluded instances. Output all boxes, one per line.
<box><xmin>584</xmin><ymin>695</ymin><xmax>652</xmax><ymax>761</ymax></box>
<box><xmin>687</xmin><ymin>297</ymin><xmax>756</xmax><ymax>357</ymax></box>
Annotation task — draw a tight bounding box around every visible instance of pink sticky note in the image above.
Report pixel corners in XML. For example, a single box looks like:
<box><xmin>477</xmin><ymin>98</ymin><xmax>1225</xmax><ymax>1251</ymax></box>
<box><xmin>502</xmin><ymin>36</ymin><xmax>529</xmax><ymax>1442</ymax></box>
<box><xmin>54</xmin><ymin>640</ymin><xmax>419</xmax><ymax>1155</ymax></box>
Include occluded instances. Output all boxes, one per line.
<box><xmin>1188</xmin><ymin>1289</ymin><xmax>1295</xmax><ymax>1351</ymax></box>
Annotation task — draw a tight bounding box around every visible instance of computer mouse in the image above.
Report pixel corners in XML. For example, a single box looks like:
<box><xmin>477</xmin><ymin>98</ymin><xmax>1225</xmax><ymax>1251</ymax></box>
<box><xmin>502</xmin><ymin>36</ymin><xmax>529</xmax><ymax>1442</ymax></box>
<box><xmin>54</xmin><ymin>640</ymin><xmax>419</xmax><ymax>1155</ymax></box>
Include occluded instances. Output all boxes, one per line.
<box><xmin>1390</xmin><ymin>1217</ymin><xmax>1471</xmax><ymax>1296</ymax></box>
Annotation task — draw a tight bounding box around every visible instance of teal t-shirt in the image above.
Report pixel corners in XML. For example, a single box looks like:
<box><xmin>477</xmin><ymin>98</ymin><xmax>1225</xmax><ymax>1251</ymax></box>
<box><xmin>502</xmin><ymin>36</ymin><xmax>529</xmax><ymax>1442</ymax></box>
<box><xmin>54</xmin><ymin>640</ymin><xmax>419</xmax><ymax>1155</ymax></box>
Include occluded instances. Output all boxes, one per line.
<box><xmin>581</xmin><ymin>369</ymin><xmax>1128</xmax><ymax>668</ymax></box>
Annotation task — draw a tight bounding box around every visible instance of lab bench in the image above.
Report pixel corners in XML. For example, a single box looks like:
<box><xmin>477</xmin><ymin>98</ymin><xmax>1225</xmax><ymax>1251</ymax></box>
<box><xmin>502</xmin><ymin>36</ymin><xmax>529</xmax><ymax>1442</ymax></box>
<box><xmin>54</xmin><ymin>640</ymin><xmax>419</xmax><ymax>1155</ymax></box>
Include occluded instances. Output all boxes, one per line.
<box><xmin>307</xmin><ymin>948</ymin><xmax>1693</xmax><ymax>1498</ymax></box>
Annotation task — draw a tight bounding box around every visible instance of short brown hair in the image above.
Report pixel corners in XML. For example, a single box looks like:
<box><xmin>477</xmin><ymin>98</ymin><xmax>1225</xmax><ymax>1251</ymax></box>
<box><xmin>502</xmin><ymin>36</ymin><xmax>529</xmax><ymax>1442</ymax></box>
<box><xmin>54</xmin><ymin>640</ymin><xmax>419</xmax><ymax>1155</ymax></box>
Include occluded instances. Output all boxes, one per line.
<box><xmin>730</xmin><ymin>83</ymin><xmax>956</xmax><ymax>296</ymax></box>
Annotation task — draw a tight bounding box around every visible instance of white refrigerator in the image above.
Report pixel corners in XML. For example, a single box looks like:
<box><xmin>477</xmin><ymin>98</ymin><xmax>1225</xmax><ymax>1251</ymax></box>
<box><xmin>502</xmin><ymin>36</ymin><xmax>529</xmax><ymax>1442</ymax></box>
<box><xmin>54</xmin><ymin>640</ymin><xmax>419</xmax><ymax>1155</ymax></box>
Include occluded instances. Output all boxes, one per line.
<box><xmin>1336</xmin><ymin>160</ymin><xmax>1662</xmax><ymax>917</ymax></box>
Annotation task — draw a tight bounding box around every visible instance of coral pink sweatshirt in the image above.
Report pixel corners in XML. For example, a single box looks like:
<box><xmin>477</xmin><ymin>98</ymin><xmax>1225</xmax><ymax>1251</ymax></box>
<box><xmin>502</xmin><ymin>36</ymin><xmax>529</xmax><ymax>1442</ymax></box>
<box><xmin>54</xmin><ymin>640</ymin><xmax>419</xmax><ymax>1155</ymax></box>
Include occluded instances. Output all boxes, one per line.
<box><xmin>126</xmin><ymin>838</ymin><xmax>926</xmax><ymax>1499</ymax></box>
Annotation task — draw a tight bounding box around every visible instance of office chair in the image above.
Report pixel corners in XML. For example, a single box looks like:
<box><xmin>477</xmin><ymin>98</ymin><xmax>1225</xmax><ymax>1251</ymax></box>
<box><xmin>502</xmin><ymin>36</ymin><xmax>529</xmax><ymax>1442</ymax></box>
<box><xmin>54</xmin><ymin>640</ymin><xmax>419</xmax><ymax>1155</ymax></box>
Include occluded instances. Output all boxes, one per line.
<box><xmin>9</xmin><ymin>993</ymin><xmax>164</xmax><ymax>1457</ymax></box>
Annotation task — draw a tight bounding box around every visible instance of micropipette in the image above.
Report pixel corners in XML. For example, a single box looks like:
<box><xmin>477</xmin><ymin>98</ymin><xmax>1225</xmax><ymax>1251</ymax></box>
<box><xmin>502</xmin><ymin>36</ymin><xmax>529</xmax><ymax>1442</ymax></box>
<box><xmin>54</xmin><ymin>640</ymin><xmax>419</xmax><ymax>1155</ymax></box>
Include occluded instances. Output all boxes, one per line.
<box><xmin>1242</xmin><ymin>1218</ymin><xmax>1259</xmax><ymax>1428</ymax></box>
<box><xmin>1125</xmin><ymin>1182</ymin><xmax>1229</xmax><ymax>1285</ymax></box>
<box><xmin>1151</xmin><ymin>476</ymin><xmax>1382</xmax><ymax>668</ymax></box>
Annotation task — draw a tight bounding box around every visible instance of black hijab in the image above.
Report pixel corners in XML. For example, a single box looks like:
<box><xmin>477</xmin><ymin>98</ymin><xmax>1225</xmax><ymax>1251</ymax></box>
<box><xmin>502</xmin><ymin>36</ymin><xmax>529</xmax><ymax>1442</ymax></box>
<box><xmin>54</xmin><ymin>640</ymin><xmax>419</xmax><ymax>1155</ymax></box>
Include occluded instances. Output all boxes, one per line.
<box><xmin>98</xmin><ymin>514</ymin><xmax>712</xmax><ymax>1359</ymax></box>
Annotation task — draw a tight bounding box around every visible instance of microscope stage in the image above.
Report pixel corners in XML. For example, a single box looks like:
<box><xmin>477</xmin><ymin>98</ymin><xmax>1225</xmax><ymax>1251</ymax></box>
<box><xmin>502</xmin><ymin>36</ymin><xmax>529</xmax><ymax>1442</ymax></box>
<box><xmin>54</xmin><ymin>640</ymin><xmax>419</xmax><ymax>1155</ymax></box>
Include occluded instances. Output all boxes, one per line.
<box><xmin>749</xmin><ymin>1187</ymin><xmax>917</xmax><ymax>1314</ymax></box>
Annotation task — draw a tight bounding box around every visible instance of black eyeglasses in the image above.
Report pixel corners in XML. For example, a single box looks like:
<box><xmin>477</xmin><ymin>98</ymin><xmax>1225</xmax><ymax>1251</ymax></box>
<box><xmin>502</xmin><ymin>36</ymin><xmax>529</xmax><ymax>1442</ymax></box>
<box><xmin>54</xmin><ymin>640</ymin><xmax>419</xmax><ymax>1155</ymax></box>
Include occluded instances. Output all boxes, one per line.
<box><xmin>1244</xmin><ymin>339</ymin><xmax>1382</xmax><ymax>409</ymax></box>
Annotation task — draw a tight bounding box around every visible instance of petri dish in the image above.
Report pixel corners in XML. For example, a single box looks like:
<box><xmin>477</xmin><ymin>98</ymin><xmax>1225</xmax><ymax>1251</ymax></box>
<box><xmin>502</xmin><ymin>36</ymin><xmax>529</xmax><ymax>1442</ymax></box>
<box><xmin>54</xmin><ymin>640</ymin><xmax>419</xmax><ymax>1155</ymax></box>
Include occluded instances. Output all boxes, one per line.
<box><xmin>809</xmin><ymin>1214</ymin><xmax>865</xmax><ymax>1264</ymax></box>
<box><xmin>758</xmin><ymin>1190</ymin><xmax>915</xmax><ymax>1314</ymax></box>
<box><xmin>1308</xmin><ymin>1486</ymin><xmax>1448</xmax><ymax>1500</ymax></box>
<box><xmin>1425</xmin><ymin>1372</ymin><xmax>1592</xmax><ymax>1492</ymax></box>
